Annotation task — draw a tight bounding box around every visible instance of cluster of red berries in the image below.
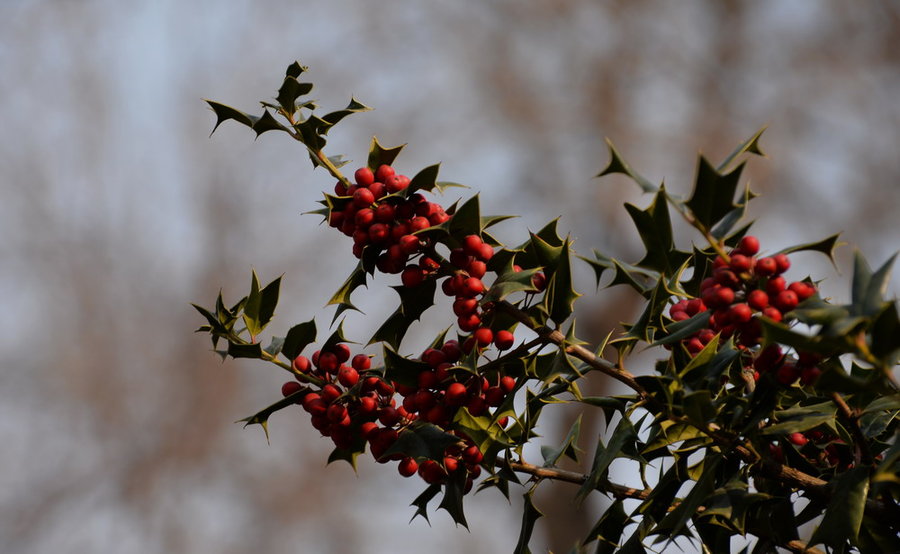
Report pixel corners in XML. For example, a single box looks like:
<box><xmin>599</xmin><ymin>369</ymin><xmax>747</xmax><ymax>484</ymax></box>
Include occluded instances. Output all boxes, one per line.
<box><xmin>669</xmin><ymin>235</ymin><xmax>817</xmax><ymax>356</ymax></box>
<box><xmin>327</xmin><ymin>165</ymin><xmax>450</xmax><ymax>276</ymax></box>
<box><xmin>768</xmin><ymin>429</ymin><xmax>857</xmax><ymax>472</ymax></box>
<box><xmin>279</xmin><ymin>341</ymin><xmax>488</xmax><ymax>490</ymax></box>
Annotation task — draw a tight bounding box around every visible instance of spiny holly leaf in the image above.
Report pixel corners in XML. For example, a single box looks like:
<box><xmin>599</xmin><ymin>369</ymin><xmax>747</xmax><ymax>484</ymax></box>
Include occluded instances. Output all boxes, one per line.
<box><xmin>438</xmin><ymin>472</ymin><xmax>469</xmax><ymax>528</ymax></box>
<box><xmin>322</xmin><ymin>319</ymin><xmax>351</xmax><ymax>353</ymax></box>
<box><xmin>534</xmin><ymin>237</ymin><xmax>581</xmax><ymax>325</ymax></box>
<box><xmin>808</xmin><ymin>467</ymin><xmax>870</xmax><ymax>549</ymax></box>
<box><xmin>410</xmin><ymin>484</ymin><xmax>442</xmax><ymax>524</ymax></box>
<box><xmin>655</xmin><ymin>454</ymin><xmax>721</xmax><ymax>538</ymax></box>
<box><xmin>327</xmin><ymin>442</ymin><xmax>365</xmax><ymax>470</ymax></box>
<box><xmin>227</xmin><ymin>342</ymin><xmax>263</xmax><ymax>359</ymax></box>
<box><xmin>284</xmin><ymin>60</ymin><xmax>306</xmax><ymax>79</ymax></box>
<box><xmin>851</xmin><ymin>250</ymin><xmax>897</xmax><ymax>317</ymax></box>
<box><xmin>243</xmin><ymin>270</ymin><xmax>281</xmax><ymax>337</ymax></box>
<box><xmin>444</xmin><ymin>194</ymin><xmax>482</xmax><ymax>238</ymax></box>
<box><xmin>382</xmin><ymin>344</ymin><xmax>432</xmax><ymax>388</ymax></box>
<box><xmin>778</xmin><ymin>233</ymin><xmax>842</xmax><ymax>267</ymax></box>
<box><xmin>597</xmin><ymin>138</ymin><xmax>657</xmax><ymax>193</ymax></box>
<box><xmin>206</xmin><ymin>100</ymin><xmax>258</xmax><ymax>135</ymax></box>
<box><xmin>276</xmin><ymin>74</ymin><xmax>313</xmax><ymax>114</ymax></box>
<box><xmin>716</xmin><ymin>126</ymin><xmax>767</xmax><ymax>172</ymax></box>
<box><xmin>584</xmin><ymin>499</ymin><xmax>629</xmax><ymax>554</ymax></box>
<box><xmin>513</xmin><ymin>488</ymin><xmax>544</xmax><ymax>554</ymax></box>
<box><xmin>685</xmin><ymin>156</ymin><xmax>744</xmax><ymax>231</ymax></box>
<box><xmin>238</xmin><ymin>389</ymin><xmax>308</xmax><ymax>442</ymax></box>
<box><xmin>406</xmin><ymin>163</ymin><xmax>441</xmax><ymax>195</ymax></box>
<box><xmin>327</xmin><ymin>262</ymin><xmax>368</xmax><ymax>320</ymax></box>
<box><xmin>281</xmin><ymin>319</ymin><xmax>317</xmax><ymax>361</ymax></box>
<box><xmin>321</xmin><ymin>97</ymin><xmax>371</xmax><ymax>129</ymax></box>
<box><xmin>870</xmin><ymin>301</ymin><xmax>900</xmax><ymax>365</ymax></box>
<box><xmin>710</xmin><ymin>183</ymin><xmax>757</xmax><ymax>240</ymax></box>
<box><xmin>541</xmin><ymin>414</ymin><xmax>582</xmax><ymax>466</ymax></box>
<box><xmin>624</xmin><ymin>187</ymin><xmax>690</xmax><ymax>274</ymax></box>
<box><xmin>576</xmin><ymin>416</ymin><xmax>638</xmax><ymax>503</ymax></box>
<box><xmin>383</xmin><ymin>421</ymin><xmax>461</xmax><ymax>461</ymax></box>
<box><xmin>252</xmin><ymin>109</ymin><xmax>289</xmax><ymax>137</ymax></box>
<box><xmin>453</xmin><ymin>407</ymin><xmax>514</xmax><ymax>457</ymax></box>
<box><xmin>626</xmin><ymin>278</ymin><xmax>671</xmax><ymax>343</ymax></box>
<box><xmin>369</xmin><ymin>279</ymin><xmax>437</xmax><ymax>349</ymax></box>
<box><xmin>483</xmin><ymin>267</ymin><xmax>544</xmax><ymax>303</ymax></box>
<box><xmin>367</xmin><ymin>136</ymin><xmax>405</xmax><ymax>170</ymax></box>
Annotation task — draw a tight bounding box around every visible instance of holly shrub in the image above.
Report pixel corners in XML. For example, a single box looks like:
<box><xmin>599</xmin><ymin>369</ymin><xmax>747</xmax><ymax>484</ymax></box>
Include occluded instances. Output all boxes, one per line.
<box><xmin>194</xmin><ymin>61</ymin><xmax>900</xmax><ymax>553</ymax></box>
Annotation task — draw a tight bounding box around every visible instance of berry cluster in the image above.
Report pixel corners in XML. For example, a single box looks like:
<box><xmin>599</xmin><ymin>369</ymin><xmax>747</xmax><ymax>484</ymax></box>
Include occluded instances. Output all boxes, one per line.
<box><xmin>279</xmin><ymin>341</ymin><xmax>487</xmax><ymax>489</ymax></box>
<box><xmin>668</xmin><ymin>236</ymin><xmax>819</xmax><ymax>383</ymax></box>
<box><xmin>327</xmin><ymin>165</ymin><xmax>449</xmax><ymax>274</ymax></box>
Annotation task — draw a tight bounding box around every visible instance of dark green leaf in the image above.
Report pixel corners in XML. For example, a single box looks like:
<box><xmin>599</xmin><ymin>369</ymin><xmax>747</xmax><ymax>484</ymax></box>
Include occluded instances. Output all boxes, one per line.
<box><xmin>652</xmin><ymin>311</ymin><xmax>711</xmax><ymax>346</ymax></box>
<box><xmin>327</xmin><ymin>263</ymin><xmax>368</xmax><ymax>318</ymax></box>
<box><xmin>715</xmin><ymin>126</ymin><xmax>766</xmax><ymax>172</ymax></box>
<box><xmin>367</xmin><ymin>136</ymin><xmax>405</xmax><ymax>170</ymax></box>
<box><xmin>656</xmin><ymin>454</ymin><xmax>721</xmax><ymax>537</ymax></box>
<box><xmin>243</xmin><ymin>271</ymin><xmax>281</xmax><ymax>337</ymax></box>
<box><xmin>321</xmin><ymin>97</ymin><xmax>371</xmax><ymax>129</ymax></box>
<box><xmin>383</xmin><ymin>421</ymin><xmax>462</xmax><ymax>461</ymax></box>
<box><xmin>206</xmin><ymin>100</ymin><xmax>257</xmax><ymax>135</ymax></box>
<box><xmin>513</xmin><ymin>488</ymin><xmax>543</xmax><ymax>554</ymax></box>
<box><xmin>438</xmin><ymin>473</ymin><xmax>469</xmax><ymax>528</ymax></box>
<box><xmin>541</xmin><ymin>414</ymin><xmax>582</xmax><ymax>467</ymax></box>
<box><xmin>406</xmin><ymin>163</ymin><xmax>441</xmax><ymax>195</ymax></box>
<box><xmin>779</xmin><ymin>233</ymin><xmax>842</xmax><ymax>267</ymax></box>
<box><xmin>382</xmin><ymin>344</ymin><xmax>432</xmax><ymax>388</ymax></box>
<box><xmin>252</xmin><ymin>109</ymin><xmax>288</xmax><ymax>137</ymax></box>
<box><xmin>409</xmin><ymin>484</ymin><xmax>442</xmax><ymax>524</ymax></box>
<box><xmin>326</xmin><ymin>444</ymin><xmax>363</xmax><ymax>470</ymax></box>
<box><xmin>282</xmin><ymin>319</ymin><xmax>317</xmax><ymax>360</ymax></box>
<box><xmin>584</xmin><ymin>499</ymin><xmax>628</xmax><ymax>554</ymax></box>
<box><xmin>624</xmin><ymin>187</ymin><xmax>690</xmax><ymax>274</ymax></box>
<box><xmin>577</xmin><ymin>417</ymin><xmax>637</xmax><ymax>502</ymax></box>
<box><xmin>276</xmin><ymin>75</ymin><xmax>313</xmax><ymax>113</ymax></box>
<box><xmin>597</xmin><ymin>139</ymin><xmax>657</xmax><ymax>193</ymax></box>
<box><xmin>238</xmin><ymin>388</ymin><xmax>308</xmax><ymax>441</ymax></box>
<box><xmin>685</xmin><ymin>156</ymin><xmax>744</xmax><ymax>230</ymax></box>
<box><xmin>227</xmin><ymin>342</ymin><xmax>263</xmax><ymax>359</ymax></box>
<box><xmin>808</xmin><ymin>467</ymin><xmax>870</xmax><ymax>548</ymax></box>
<box><xmin>369</xmin><ymin>279</ymin><xmax>437</xmax><ymax>349</ymax></box>
<box><xmin>870</xmin><ymin>301</ymin><xmax>900</xmax><ymax>365</ymax></box>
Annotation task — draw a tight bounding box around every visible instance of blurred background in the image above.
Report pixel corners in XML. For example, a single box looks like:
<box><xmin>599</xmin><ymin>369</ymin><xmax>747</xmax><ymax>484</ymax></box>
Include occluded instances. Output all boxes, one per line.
<box><xmin>2</xmin><ymin>1</ymin><xmax>899</xmax><ymax>553</ymax></box>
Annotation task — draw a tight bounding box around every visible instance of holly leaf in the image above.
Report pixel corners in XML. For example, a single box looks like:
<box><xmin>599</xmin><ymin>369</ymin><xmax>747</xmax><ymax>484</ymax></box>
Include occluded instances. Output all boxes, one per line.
<box><xmin>327</xmin><ymin>262</ymin><xmax>368</xmax><ymax>320</ymax></box>
<box><xmin>808</xmin><ymin>467</ymin><xmax>870</xmax><ymax>549</ymax></box>
<box><xmin>369</xmin><ymin>279</ymin><xmax>437</xmax><ymax>349</ymax></box>
<box><xmin>577</xmin><ymin>416</ymin><xmax>638</xmax><ymax>503</ymax></box>
<box><xmin>716</xmin><ymin>126</ymin><xmax>766</xmax><ymax>172</ymax></box>
<box><xmin>410</xmin><ymin>484</ymin><xmax>442</xmax><ymax>524</ymax></box>
<box><xmin>281</xmin><ymin>319</ymin><xmax>317</xmax><ymax>361</ymax></box>
<box><xmin>624</xmin><ymin>187</ymin><xmax>690</xmax><ymax>274</ymax></box>
<box><xmin>541</xmin><ymin>414</ymin><xmax>582</xmax><ymax>466</ymax></box>
<box><xmin>238</xmin><ymin>389</ymin><xmax>308</xmax><ymax>442</ymax></box>
<box><xmin>779</xmin><ymin>233</ymin><xmax>842</xmax><ymax>267</ymax></box>
<box><xmin>367</xmin><ymin>136</ymin><xmax>405</xmax><ymax>170</ymax></box>
<box><xmin>243</xmin><ymin>270</ymin><xmax>281</xmax><ymax>337</ymax></box>
<box><xmin>321</xmin><ymin>97</ymin><xmax>371</xmax><ymax>129</ymax></box>
<box><xmin>406</xmin><ymin>163</ymin><xmax>441</xmax><ymax>195</ymax></box>
<box><xmin>513</xmin><ymin>488</ymin><xmax>544</xmax><ymax>554</ymax></box>
<box><xmin>597</xmin><ymin>138</ymin><xmax>657</xmax><ymax>193</ymax></box>
<box><xmin>383</xmin><ymin>421</ymin><xmax>462</xmax><ymax>461</ymax></box>
<box><xmin>685</xmin><ymin>156</ymin><xmax>744</xmax><ymax>231</ymax></box>
<box><xmin>206</xmin><ymin>100</ymin><xmax>258</xmax><ymax>135</ymax></box>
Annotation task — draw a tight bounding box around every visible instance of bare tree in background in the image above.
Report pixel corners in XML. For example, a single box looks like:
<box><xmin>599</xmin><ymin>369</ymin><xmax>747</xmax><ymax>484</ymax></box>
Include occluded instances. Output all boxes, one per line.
<box><xmin>1</xmin><ymin>1</ymin><xmax>898</xmax><ymax>552</ymax></box>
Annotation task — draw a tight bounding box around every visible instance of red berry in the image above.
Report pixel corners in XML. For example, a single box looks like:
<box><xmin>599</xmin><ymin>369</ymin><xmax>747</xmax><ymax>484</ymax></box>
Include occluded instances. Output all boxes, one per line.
<box><xmin>281</xmin><ymin>381</ymin><xmax>302</xmax><ymax>397</ymax></box>
<box><xmin>418</xmin><ymin>459</ymin><xmax>446</xmax><ymax>484</ymax></box>
<box><xmin>466</xmin><ymin>260</ymin><xmax>487</xmax><ymax>279</ymax></box>
<box><xmin>747</xmin><ymin>290</ymin><xmax>769</xmax><ymax>311</ymax></box>
<box><xmin>776</xmin><ymin>364</ymin><xmax>799</xmax><ymax>385</ymax></box>
<box><xmin>445</xmin><ymin>382</ymin><xmax>468</xmax><ymax>406</ymax></box>
<box><xmin>441</xmin><ymin>340</ymin><xmax>462</xmax><ymax>362</ymax></box>
<box><xmin>333</xmin><ymin>343</ymin><xmax>351</xmax><ymax>363</ymax></box>
<box><xmin>321</xmin><ymin>384</ymin><xmax>341</xmax><ymax>402</ymax></box>
<box><xmin>729</xmin><ymin>254</ymin><xmax>753</xmax><ymax>273</ymax></box>
<box><xmin>766</xmin><ymin>276</ymin><xmax>787</xmax><ymax>296</ymax></box>
<box><xmin>384</xmin><ymin>174</ymin><xmax>409</xmax><ymax>193</ymax></box>
<box><xmin>800</xmin><ymin>366</ymin><xmax>822</xmax><ymax>386</ymax></box>
<box><xmin>369</xmin><ymin>182</ymin><xmax>386</xmax><ymax>200</ymax></box>
<box><xmin>755</xmin><ymin>257</ymin><xmax>777</xmax><ymax>276</ymax></box>
<box><xmin>494</xmin><ymin>330</ymin><xmax>515</xmax><ymax>350</ymax></box>
<box><xmin>449</xmin><ymin>248</ymin><xmax>470</xmax><ymax>269</ymax></box>
<box><xmin>338</xmin><ymin>366</ymin><xmax>359</xmax><ymax>387</ymax></box>
<box><xmin>401</xmin><ymin>265</ymin><xmax>426</xmax><ymax>287</ymax></box>
<box><xmin>368</xmin><ymin>222</ymin><xmax>390</xmax><ymax>244</ymax></box>
<box><xmin>773</xmin><ymin>253</ymin><xmax>791</xmax><ymax>274</ymax></box>
<box><xmin>293</xmin><ymin>355</ymin><xmax>311</xmax><ymax>373</ymax></box>
<box><xmin>352</xmin><ymin>187</ymin><xmax>375</xmax><ymax>208</ymax></box>
<box><xmin>453</xmin><ymin>297</ymin><xmax>479</xmax><ymax>317</ymax></box>
<box><xmin>375</xmin><ymin>164</ymin><xmax>395</xmax><ymax>182</ymax></box>
<box><xmin>499</xmin><ymin>375</ymin><xmax>516</xmax><ymax>393</ymax></box>
<box><xmin>399</xmin><ymin>234</ymin><xmax>421</xmax><ymax>255</ymax></box>
<box><xmin>461</xmin><ymin>277</ymin><xmax>485</xmax><ymax>297</ymax></box>
<box><xmin>531</xmin><ymin>272</ymin><xmax>547</xmax><ymax>291</ymax></box>
<box><xmin>484</xmin><ymin>386</ymin><xmax>505</xmax><ymax>406</ymax></box>
<box><xmin>762</xmin><ymin>307</ymin><xmax>783</xmax><ymax>322</ymax></box>
<box><xmin>702</xmin><ymin>285</ymin><xmax>735</xmax><ymax>309</ymax></box>
<box><xmin>409</xmin><ymin>216</ymin><xmax>430</xmax><ymax>232</ymax></box>
<box><xmin>729</xmin><ymin>303</ymin><xmax>752</xmax><ymax>323</ymax></box>
<box><xmin>421</xmin><ymin>348</ymin><xmax>447</xmax><ymax>368</ymax></box>
<box><xmin>788</xmin><ymin>432</ymin><xmax>809</xmax><ymax>447</ymax></box>
<box><xmin>737</xmin><ymin>235</ymin><xmax>760</xmax><ymax>256</ymax></box>
<box><xmin>374</xmin><ymin>203</ymin><xmax>395</xmax><ymax>223</ymax></box>
<box><xmin>477</xmin><ymin>243</ymin><xmax>494</xmax><ymax>261</ymax></box>
<box><xmin>398</xmin><ymin>457</ymin><xmax>418</xmax><ymax>477</ymax></box>
<box><xmin>355</xmin><ymin>167</ymin><xmax>375</xmax><ymax>187</ymax></box>
<box><xmin>774</xmin><ymin>290</ymin><xmax>799</xmax><ymax>312</ymax></box>
<box><xmin>788</xmin><ymin>281</ymin><xmax>816</xmax><ymax>301</ymax></box>
<box><xmin>462</xmin><ymin>235</ymin><xmax>483</xmax><ymax>256</ymax></box>
<box><xmin>685</xmin><ymin>298</ymin><xmax>706</xmax><ymax>316</ymax></box>
<box><xmin>473</xmin><ymin>327</ymin><xmax>493</xmax><ymax>347</ymax></box>
<box><xmin>317</xmin><ymin>351</ymin><xmax>339</xmax><ymax>373</ymax></box>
